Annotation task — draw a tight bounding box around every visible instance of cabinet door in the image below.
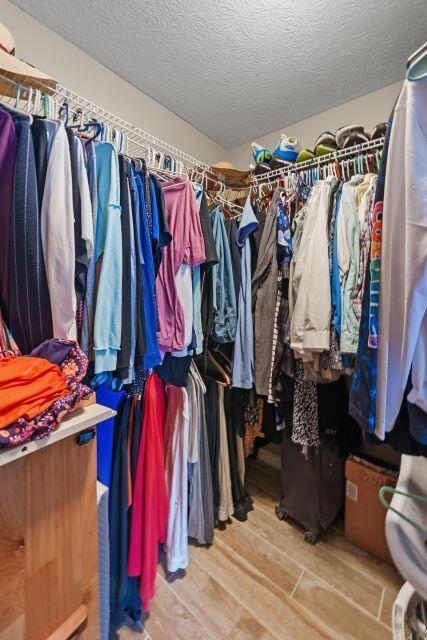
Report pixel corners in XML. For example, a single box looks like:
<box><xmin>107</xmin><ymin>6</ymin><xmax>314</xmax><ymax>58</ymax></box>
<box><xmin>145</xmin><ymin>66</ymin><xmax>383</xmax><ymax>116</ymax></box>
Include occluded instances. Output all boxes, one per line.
<box><xmin>0</xmin><ymin>435</ymin><xmax>99</xmax><ymax>640</ymax></box>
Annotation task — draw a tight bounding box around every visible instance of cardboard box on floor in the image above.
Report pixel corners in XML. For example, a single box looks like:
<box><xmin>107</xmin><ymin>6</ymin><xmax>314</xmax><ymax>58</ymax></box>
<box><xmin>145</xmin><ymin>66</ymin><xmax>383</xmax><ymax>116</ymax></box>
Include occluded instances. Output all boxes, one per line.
<box><xmin>345</xmin><ymin>455</ymin><xmax>398</xmax><ymax>564</ymax></box>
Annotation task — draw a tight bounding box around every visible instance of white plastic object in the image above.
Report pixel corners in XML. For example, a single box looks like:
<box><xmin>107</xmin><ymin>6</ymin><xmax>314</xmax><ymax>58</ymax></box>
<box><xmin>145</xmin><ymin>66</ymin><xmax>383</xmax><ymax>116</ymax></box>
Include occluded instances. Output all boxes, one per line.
<box><xmin>386</xmin><ymin>455</ymin><xmax>427</xmax><ymax>600</ymax></box>
<box><xmin>392</xmin><ymin>581</ymin><xmax>427</xmax><ymax>640</ymax></box>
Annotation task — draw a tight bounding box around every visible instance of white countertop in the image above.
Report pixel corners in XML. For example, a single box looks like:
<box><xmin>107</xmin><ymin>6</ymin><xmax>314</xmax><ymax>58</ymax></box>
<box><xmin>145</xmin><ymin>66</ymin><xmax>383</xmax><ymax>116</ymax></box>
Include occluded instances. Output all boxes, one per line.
<box><xmin>0</xmin><ymin>403</ymin><xmax>116</xmax><ymax>468</ymax></box>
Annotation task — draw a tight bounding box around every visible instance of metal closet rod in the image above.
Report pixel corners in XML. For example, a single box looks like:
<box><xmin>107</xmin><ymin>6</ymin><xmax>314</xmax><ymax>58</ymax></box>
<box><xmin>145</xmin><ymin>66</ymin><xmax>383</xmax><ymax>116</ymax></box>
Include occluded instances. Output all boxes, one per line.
<box><xmin>251</xmin><ymin>136</ymin><xmax>385</xmax><ymax>183</ymax></box>
<box><xmin>0</xmin><ymin>71</ymin><xmax>211</xmax><ymax>170</ymax></box>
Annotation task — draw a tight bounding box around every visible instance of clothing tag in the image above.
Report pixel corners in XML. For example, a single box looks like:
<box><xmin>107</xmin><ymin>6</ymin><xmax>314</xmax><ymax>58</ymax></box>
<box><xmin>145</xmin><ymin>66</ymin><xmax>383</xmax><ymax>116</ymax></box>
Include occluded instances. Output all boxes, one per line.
<box><xmin>346</xmin><ymin>480</ymin><xmax>358</xmax><ymax>502</ymax></box>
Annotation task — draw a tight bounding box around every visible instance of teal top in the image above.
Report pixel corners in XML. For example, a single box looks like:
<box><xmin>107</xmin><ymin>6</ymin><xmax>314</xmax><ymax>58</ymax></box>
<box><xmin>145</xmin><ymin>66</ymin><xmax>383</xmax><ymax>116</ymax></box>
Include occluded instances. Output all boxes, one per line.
<box><xmin>94</xmin><ymin>142</ymin><xmax>122</xmax><ymax>374</ymax></box>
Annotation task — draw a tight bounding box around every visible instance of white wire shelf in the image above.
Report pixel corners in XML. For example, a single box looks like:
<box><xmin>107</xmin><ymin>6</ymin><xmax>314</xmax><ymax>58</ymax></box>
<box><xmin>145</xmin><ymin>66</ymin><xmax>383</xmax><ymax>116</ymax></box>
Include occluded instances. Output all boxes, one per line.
<box><xmin>251</xmin><ymin>137</ymin><xmax>385</xmax><ymax>183</ymax></box>
<box><xmin>0</xmin><ymin>71</ymin><xmax>385</xmax><ymax>183</ymax></box>
<box><xmin>0</xmin><ymin>71</ymin><xmax>210</xmax><ymax>170</ymax></box>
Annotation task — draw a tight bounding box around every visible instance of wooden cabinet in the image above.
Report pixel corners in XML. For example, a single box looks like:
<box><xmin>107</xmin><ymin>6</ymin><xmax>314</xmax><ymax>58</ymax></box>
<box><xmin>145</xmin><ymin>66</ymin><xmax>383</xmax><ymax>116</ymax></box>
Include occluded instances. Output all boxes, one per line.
<box><xmin>0</xmin><ymin>405</ymin><xmax>114</xmax><ymax>640</ymax></box>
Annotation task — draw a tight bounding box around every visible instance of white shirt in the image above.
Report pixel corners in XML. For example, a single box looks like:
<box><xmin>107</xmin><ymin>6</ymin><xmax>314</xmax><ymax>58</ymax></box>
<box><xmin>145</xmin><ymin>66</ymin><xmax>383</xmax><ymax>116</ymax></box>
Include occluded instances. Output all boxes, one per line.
<box><xmin>172</xmin><ymin>264</ymin><xmax>193</xmax><ymax>357</ymax></box>
<box><xmin>40</xmin><ymin>120</ymin><xmax>76</xmax><ymax>340</ymax></box>
<box><xmin>290</xmin><ymin>178</ymin><xmax>332</xmax><ymax>356</ymax></box>
<box><xmin>376</xmin><ymin>77</ymin><xmax>427</xmax><ymax>438</ymax></box>
<box><xmin>75</xmin><ymin>137</ymin><xmax>94</xmax><ymax>258</ymax></box>
<box><xmin>164</xmin><ymin>385</ymin><xmax>190</xmax><ymax>572</ymax></box>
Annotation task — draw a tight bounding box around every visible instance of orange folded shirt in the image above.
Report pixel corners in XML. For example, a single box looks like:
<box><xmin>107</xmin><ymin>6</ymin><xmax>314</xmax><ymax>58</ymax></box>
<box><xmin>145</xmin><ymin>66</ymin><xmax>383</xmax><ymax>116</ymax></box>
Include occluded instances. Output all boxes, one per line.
<box><xmin>0</xmin><ymin>356</ymin><xmax>69</xmax><ymax>427</ymax></box>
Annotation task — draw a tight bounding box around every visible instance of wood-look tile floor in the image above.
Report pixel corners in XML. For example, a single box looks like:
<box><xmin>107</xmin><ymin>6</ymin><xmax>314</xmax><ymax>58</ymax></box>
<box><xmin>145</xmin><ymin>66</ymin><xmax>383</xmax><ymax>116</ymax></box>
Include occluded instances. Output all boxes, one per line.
<box><xmin>120</xmin><ymin>459</ymin><xmax>402</xmax><ymax>640</ymax></box>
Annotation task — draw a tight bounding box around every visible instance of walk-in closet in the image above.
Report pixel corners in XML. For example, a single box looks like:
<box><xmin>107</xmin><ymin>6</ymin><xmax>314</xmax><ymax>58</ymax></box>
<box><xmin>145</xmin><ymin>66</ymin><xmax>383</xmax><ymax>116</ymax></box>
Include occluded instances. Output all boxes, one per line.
<box><xmin>0</xmin><ymin>1</ymin><xmax>426</xmax><ymax>639</ymax></box>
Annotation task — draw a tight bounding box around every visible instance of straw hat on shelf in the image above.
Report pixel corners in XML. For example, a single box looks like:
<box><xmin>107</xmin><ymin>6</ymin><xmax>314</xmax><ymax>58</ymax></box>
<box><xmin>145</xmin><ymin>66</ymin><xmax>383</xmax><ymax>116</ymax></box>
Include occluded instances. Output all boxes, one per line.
<box><xmin>0</xmin><ymin>21</ymin><xmax>56</xmax><ymax>96</ymax></box>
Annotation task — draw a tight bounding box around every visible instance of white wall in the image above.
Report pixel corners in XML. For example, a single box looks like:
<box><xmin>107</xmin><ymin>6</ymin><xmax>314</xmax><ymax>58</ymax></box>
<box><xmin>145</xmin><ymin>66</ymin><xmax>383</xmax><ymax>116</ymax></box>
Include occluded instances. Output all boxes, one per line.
<box><xmin>227</xmin><ymin>82</ymin><xmax>402</xmax><ymax>169</ymax></box>
<box><xmin>0</xmin><ymin>0</ymin><xmax>226</xmax><ymax>165</ymax></box>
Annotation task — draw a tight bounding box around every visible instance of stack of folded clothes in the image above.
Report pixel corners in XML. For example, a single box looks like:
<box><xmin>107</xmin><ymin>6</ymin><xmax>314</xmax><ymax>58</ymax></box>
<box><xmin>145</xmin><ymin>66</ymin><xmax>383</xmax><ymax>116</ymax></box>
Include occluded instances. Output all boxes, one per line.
<box><xmin>0</xmin><ymin>310</ymin><xmax>91</xmax><ymax>448</ymax></box>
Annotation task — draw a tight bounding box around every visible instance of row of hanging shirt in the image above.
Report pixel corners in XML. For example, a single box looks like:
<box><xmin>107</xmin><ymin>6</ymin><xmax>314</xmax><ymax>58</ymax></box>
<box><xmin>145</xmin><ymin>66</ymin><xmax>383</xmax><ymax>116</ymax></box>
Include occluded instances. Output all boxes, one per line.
<box><xmin>250</xmin><ymin>98</ymin><xmax>426</xmax><ymax>457</ymax></box>
<box><xmin>288</xmin><ymin>171</ymin><xmax>378</xmax><ymax>376</ymax></box>
<box><xmin>247</xmin><ymin>150</ymin><xmax>382</xmax><ymax>451</ymax></box>
<box><xmin>0</xmin><ymin>93</ymin><xmax>226</xmax><ymax>385</ymax></box>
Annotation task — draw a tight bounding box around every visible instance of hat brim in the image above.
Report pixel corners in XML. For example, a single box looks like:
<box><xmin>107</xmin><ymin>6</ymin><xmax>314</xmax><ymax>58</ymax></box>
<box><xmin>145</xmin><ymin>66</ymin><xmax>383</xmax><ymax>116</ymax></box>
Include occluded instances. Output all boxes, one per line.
<box><xmin>0</xmin><ymin>49</ymin><xmax>56</xmax><ymax>97</ymax></box>
<box><xmin>212</xmin><ymin>162</ymin><xmax>236</xmax><ymax>170</ymax></box>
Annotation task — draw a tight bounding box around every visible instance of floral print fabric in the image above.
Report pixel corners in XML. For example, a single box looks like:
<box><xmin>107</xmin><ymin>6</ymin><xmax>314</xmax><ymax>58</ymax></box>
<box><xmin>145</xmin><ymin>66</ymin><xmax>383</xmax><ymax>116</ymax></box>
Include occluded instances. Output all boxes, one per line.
<box><xmin>0</xmin><ymin>309</ymin><xmax>20</xmax><ymax>359</ymax></box>
<box><xmin>277</xmin><ymin>192</ymin><xmax>292</xmax><ymax>265</ymax></box>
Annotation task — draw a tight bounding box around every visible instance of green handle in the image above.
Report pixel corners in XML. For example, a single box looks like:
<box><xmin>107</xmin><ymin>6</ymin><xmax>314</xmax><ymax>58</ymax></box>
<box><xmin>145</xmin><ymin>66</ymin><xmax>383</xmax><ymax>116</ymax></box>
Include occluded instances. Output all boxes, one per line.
<box><xmin>379</xmin><ymin>486</ymin><xmax>427</xmax><ymax>540</ymax></box>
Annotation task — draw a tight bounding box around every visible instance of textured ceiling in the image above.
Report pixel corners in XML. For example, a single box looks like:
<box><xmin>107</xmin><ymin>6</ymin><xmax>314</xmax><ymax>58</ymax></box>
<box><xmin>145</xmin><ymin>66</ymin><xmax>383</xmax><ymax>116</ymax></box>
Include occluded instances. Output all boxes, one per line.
<box><xmin>11</xmin><ymin>0</ymin><xmax>427</xmax><ymax>148</ymax></box>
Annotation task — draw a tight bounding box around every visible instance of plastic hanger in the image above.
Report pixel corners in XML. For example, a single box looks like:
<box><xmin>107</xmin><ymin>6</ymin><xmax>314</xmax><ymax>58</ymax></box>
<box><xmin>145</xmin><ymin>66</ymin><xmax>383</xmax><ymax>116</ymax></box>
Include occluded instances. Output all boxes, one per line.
<box><xmin>14</xmin><ymin>83</ymin><xmax>21</xmax><ymax>108</ymax></box>
<box><xmin>42</xmin><ymin>92</ymin><xmax>49</xmax><ymax>117</ymax></box>
<box><xmin>407</xmin><ymin>42</ymin><xmax>427</xmax><ymax>81</ymax></box>
<box><xmin>133</xmin><ymin>158</ymin><xmax>143</xmax><ymax>173</ymax></box>
<box><xmin>332</xmin><ymin>161</ymin><xmax>338</xmax><ymax>179</ymax></box>
<box><xmin>375</xmin><ymin>150</ymin><xmax>380</xmax><ymax>170</ymax></box>
<box><xmin>25</xmin><ymin>87</ymin><xmax>33</xmax><ymax>113</ymax></box>
<box><xmin>32</xmin><ymin>88</ymin><xmax>41</xmax><ymax>115</ymax></box>
<box><xmin>120</xmin><ymin>131</ymin><xmax>126</xmax><ymax>153</ymax></box>
<box><xmin>47</xmin><ymin>95</ymin><xmax>53</xmax><ymax>119</ymax></box>
<box><xmin>58</xmin><ymin>100</ymin><xmax>69</xmax><ymax>125</ymax></box>
<box><xmin>0</xmin><ymin>83</ymin><xmax>33</xmax><ymax>122</ymax></box>
<box><xmin>71</xmin><ymin>108</ymin><xmax>89</xmax><ymax>133</ymax></box>
<box><xmin>379</xmin><ymin>486</ymin><xmax>427</xmax><ymax>541</ymax></box>
<box><xmin>78</xmin><ymin>120</ymin><xmax>104</xmax><ymax>144</ymax></box>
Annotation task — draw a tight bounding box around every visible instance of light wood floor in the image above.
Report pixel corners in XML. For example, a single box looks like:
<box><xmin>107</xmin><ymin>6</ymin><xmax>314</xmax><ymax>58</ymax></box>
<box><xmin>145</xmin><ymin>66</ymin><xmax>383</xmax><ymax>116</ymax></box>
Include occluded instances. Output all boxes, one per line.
<box><xmin>120</xmin><ymin>459</ymin><xmax>402</xmax><ymax>640</ymax></box>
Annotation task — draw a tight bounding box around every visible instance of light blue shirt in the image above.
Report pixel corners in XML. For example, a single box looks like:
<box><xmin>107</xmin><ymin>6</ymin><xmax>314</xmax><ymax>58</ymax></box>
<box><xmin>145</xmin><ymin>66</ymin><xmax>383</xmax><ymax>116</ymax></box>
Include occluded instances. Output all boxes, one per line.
<box><xmin>93</xmin><ymin>142</ymin><xmax>122</xmax><ymax>374</ymax></box>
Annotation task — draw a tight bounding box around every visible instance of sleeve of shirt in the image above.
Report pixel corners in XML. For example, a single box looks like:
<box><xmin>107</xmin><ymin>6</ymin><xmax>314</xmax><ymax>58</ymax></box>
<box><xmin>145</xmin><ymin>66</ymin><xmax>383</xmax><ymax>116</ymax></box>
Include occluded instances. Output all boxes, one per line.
<box><xmin>377</xmin><ymin>85</ymin><xmax>427</xmax><ymax>436</ymax></box>
<box><xmin>199</xmin><ymin>192</ymin><xmax>219</xmax><ymax>266</ymax></box>
<box><xmin>94</xmin><ymin>143</ymin><xmax>122</xmax><ymax>374</ymax></box>
<box><xmin>40</xmin><ymin>121</ymin><xmax>77</xmax><ymax>340</ymax></box>
<box><xmin>301</xmin><ymin>181</ymin><xmax>331</xmax><ymax>351</ymax></box>
<box><xmin>406</xmin><ymin>105</ymin><xmax>427</xmax><ymax>419</ymax></box>
<box><xmin>187</xmin><ymin>185</ymin><xmax>206</xmax><ymax>266</ymax></box>
<box><xmin>337</xmin><ymin>192</ymin><xmax>349</xmax><ymax>282</ymax></box>
<box><xmin>76</xmin><ymin>138</ymin><xmax>94</xmax><ymax>258</ymax></box>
